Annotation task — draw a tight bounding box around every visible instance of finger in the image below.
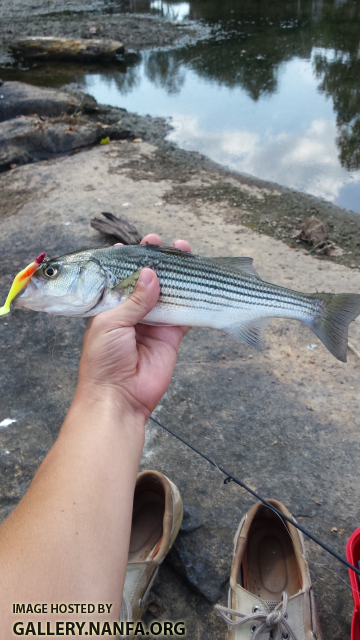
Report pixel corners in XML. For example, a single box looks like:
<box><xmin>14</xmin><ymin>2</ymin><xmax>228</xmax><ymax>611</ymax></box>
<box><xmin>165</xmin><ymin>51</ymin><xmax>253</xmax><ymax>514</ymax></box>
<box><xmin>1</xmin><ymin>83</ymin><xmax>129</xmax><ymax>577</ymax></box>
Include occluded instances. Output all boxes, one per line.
<box><xmin>135</xmin><ymin>324</ymin><xmax>191</xmax><ymax>360</ymax></box>
<box><xmin>173</xmin><ymin>239</ymin><xmax>191</xmax><ymax>252</ymax></box>
<box><xmin>141</xmin><ymin>234</ymin><xmax>162</xmax><ymax>246</ymax></box>
<box><xmin>97</xmin><ymin>268</ymin><xmax>160</xmax><ymax>330</ymax></box>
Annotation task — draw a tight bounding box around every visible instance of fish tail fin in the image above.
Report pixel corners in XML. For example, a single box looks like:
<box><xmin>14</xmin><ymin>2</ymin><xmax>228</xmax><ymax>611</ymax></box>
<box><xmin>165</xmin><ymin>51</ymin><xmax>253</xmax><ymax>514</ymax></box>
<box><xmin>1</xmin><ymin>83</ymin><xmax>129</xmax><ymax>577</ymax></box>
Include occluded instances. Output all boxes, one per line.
<box><xmin>306</xmin><ymin>293</ymin><xmax>360</xmax><ymax>362</ymax></box>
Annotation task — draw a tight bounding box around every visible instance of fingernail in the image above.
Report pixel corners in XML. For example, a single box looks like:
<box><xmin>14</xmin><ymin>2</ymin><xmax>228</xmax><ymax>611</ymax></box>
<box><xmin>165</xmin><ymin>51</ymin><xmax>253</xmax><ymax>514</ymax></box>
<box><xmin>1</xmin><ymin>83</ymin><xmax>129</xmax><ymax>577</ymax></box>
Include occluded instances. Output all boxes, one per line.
<box><xmin>139</xmin><ymin>268</ymin><xmax>153</xmax><ymax>286</ymax></box>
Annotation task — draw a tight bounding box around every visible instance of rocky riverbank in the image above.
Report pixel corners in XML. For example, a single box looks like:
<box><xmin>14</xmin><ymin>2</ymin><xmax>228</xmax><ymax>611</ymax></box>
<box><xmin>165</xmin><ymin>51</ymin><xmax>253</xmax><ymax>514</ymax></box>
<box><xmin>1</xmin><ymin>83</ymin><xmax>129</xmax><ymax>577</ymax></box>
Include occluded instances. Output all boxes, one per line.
<box><xmin>0</xmin><ymin>78</ymin><xmax>359</xmax><ymax>639</ymax></box>
<box><xmin>2</xmin><ymin>80</ymin><xmax>360</xmax><ymax>271</ymax></box>
<box><xmin>0</xmin><ymin>0</ymin><xmax>205</xmax><ymax>67</ymax></box>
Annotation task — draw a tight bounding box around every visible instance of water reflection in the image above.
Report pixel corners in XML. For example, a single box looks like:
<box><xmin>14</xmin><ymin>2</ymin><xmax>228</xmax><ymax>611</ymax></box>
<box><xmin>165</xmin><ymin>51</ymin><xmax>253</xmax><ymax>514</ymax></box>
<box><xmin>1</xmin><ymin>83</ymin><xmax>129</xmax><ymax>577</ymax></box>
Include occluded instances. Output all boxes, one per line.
<box><xmin>105</xmin><ymin>0</ymin><xmax>360</xmax><ymax>208</ymax></box>
<box><xmin>107</xmin><ymin>0</ymin><xmax>190</xmax><ymax>20</ymax></box>
<box><xmin>4</xmin><ymin>0</ymin><xmax>360</xmax><ymax>211</ymax></box>
<box><xmin>150</xmin><ymin>1</ymin><xmax>190</xmax><ymax>21</ymax></box>
<box><xmin>314</xmin><ymin>50</ymin><xmax>360</xmax><ymax>172</ymax></box>
<box><xmin>146</xmin><ymin>51</ymin><xmax>186</xmax><ymax>93</ymax></box>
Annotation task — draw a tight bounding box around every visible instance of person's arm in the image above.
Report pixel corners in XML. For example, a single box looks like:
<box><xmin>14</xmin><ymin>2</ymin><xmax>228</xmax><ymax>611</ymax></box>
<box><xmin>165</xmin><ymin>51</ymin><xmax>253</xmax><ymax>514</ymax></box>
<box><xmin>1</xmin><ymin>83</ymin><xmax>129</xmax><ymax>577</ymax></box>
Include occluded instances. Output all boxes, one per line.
<box><xmin>0</xmin><ymin>236</ymin><xmax>190</xmax><ymax>636</ymax></box>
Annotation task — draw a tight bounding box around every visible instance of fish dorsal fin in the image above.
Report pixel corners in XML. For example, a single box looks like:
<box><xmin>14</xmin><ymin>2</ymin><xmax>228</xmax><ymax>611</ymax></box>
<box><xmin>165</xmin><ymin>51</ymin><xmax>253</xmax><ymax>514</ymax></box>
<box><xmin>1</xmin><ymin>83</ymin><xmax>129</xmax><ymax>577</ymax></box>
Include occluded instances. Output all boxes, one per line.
<box><xmin>143</xmin><ymin>246</ymin><xmax>260</xmax><ymax>277</ymax></box>
<box><xmin>213</xmin><ymin>256</ymin><xmax>260</xmax><ymax>278</ymax></box>
<box><xmin>142</xmin><ymin>245</ymin><xmax>192</xmax><ymax>257</ymax></box>
<box><xmin>222</xmin><ymin>317</ymin><xmax>273</xmax><ymax>350</ymax></box>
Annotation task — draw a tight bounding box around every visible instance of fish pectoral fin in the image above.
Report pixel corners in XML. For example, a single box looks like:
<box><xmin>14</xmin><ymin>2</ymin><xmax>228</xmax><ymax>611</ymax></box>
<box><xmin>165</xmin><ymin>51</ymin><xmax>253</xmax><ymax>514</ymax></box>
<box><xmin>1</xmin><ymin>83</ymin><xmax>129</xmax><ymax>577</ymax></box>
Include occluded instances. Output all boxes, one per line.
<box><xmin>112</xmin><ymin>269</ymin><xmax>142</xmax><ymax>296</ymax></box>
<box><xmin>213</xmin><ymin>257</ymin><xmax>260</xmax><ymax>278</ymax></box>
<box><xmin>221</xmin><ymin>317</ymin><xmax>273</xmax><ymax>350</ymax></box>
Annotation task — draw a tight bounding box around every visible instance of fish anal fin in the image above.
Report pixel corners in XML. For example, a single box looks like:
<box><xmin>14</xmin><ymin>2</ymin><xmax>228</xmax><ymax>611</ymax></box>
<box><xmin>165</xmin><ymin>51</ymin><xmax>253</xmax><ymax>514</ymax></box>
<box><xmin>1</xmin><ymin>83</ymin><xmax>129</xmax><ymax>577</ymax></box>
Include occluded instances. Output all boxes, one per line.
<box><xmin>214</xmin><ymin>257</ymin><xmax>260</xmax><ymax>278</ymax></box>
<box><xmin>221</xmin><ymin>317</ymin><xmax>273</xmax><ymax>350</ymax></box>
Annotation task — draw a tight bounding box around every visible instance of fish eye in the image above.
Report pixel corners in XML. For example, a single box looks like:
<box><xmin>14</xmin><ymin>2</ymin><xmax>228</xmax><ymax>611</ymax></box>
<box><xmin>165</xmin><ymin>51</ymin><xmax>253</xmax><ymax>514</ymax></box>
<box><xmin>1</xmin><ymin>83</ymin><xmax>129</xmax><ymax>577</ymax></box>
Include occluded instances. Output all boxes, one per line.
<box><xmin>43</xmin><ymin>265</ymin><xmax>59</xmax><ymax>278</ymax></box>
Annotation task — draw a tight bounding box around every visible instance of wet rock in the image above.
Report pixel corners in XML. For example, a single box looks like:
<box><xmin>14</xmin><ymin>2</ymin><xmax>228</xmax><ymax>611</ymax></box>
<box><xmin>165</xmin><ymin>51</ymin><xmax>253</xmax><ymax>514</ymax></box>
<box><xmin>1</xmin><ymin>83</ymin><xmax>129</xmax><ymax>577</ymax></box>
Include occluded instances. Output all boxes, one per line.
<box><xmin>167</xmin><ymin>526</ymin><xmax>233</xmax><ymax>603</ymax></box>
<box><xmin>0</xmin><ymin>116</ymin><xmax>99</xmax><ymax>171</ymax></box>
<box><xmin>0</xmin><ymin>81</ymin><xmax>80</xmax><ymax>123</ymax></box>
<box><xmin>9</xmin><ymin>37</ymin><xmax>124</xmax><ymax>60</ymax></box>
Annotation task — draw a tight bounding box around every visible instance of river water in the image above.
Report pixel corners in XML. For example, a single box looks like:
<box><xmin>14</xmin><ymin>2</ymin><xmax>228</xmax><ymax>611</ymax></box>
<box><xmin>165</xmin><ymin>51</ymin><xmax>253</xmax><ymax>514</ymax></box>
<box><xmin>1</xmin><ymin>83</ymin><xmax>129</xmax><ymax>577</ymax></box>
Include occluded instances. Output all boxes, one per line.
<box><xmin>6</xmin><ymin>0</ymin><xmax>360</xmax><ymax>213</ymax></box>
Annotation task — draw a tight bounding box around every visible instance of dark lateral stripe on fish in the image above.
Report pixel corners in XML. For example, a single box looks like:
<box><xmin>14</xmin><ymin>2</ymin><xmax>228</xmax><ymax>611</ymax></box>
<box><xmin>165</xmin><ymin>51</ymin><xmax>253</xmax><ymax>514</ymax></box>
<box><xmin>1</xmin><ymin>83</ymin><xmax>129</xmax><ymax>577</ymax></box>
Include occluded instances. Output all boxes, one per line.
<box><xmin>159</xmin><ymin>292</ymin><xmax>317</xmax><ymax>312</ymax></box>
<box><xmin>159</xmin><ymin>285</ymin><xmax>316</xmax><ymax>307</ymax></box>
<box><xmin>101</xmin><ymin>260</ymin><xmax>319</xmax><ymax>312</ymax></box>
<box><xmin>161</xmin><ymin>281</ymin><xmax>318</xmax><ymax>311</ymax></box>
<box><xmin>159</xmin><ymin>280</ymin><xmax>317</xmax><ymax>308</ymax></box>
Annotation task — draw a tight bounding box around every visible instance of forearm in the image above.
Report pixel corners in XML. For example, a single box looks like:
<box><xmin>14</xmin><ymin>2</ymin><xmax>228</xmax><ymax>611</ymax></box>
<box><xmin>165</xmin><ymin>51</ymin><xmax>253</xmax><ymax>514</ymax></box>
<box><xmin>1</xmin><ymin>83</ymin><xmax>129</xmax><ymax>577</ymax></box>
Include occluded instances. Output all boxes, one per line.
<box><xmin>0</xmin><ymin>387</ymin><xmax>145</xmax><ymax>630</ymax></box>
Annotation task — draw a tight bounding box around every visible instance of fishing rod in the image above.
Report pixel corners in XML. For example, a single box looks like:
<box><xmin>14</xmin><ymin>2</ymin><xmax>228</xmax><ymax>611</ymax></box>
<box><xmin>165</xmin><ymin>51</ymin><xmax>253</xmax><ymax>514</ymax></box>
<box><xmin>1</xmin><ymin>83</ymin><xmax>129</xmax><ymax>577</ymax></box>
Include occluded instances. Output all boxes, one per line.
<box><xmin>149</xmin><ymin>414</ymin><xmax>360</xmax><ymax>579</ymax></box>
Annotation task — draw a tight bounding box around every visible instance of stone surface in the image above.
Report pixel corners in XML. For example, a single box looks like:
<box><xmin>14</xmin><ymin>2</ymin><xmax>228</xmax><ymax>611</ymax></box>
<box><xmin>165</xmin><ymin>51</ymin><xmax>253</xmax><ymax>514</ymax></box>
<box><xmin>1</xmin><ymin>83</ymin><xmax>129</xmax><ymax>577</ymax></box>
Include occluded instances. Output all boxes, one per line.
<box><xmin>168</xmin><ymin>525</ymin><xmax>234</xmax><ymax>603</ymax></box>
<box><xmin>0</xmin><ymin>1</ymin><xmax>203</xmax><ymax>65</ymax></box>
<box><xmin>0</xmin><ymin>81</ymin><xmax>80</xmax><ymax>122</ymax></box>
<box><xmin>0</xmin><ymin>82</ymin><xmax>172</xmax><ymax>172</ymax></box>
<box><xmin>0</xmin><ymin>116</ymin><xmax>100</xmax><ymax>170</ymax></box>
<box><xmin>0</xmin><ymin>139</ymin><xmax>359</xmax><ymax>639</ymax></box>
<box><xmin>9</xmin><ymin>37</ymin><xmax>124</xmax><ymax>60</ymax></box>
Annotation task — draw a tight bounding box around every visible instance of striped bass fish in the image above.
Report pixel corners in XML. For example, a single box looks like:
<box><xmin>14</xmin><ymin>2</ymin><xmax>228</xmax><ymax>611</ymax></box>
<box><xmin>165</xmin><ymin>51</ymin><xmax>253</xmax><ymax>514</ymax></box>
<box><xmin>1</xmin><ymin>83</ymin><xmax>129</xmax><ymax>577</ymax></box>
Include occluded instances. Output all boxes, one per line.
<box><xmin>15</xmin><ymin>244</ymin><xmax>360</xmax><ymax>362</ymax></box>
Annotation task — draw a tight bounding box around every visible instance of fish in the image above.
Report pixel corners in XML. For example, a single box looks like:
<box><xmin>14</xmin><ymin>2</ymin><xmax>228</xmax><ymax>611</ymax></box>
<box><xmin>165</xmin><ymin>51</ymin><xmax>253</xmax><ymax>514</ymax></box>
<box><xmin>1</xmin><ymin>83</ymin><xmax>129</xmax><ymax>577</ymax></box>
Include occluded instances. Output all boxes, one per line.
<box><xmin>14</xmin><ymin>244</ymin><xmax>360</xmax><ymax>362</ymax></box>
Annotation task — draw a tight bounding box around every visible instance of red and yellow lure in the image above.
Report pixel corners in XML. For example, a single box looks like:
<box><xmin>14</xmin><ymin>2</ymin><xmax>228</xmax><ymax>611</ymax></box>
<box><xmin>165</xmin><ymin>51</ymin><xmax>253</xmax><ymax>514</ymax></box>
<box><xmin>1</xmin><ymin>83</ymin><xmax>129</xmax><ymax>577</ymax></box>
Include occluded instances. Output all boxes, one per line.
<box><xmin>0</xmin><ymin>253</ymin><xmax>46</xmax><ymax>316</ymax></box>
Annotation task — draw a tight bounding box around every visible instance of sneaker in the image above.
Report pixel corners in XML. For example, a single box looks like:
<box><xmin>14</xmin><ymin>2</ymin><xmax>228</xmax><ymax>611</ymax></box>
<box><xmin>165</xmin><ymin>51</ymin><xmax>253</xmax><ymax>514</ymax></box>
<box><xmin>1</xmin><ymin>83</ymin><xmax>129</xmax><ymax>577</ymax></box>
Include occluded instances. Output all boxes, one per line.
<box><xmin>215</xmin><ymin>499</ymin><xmax>323</xmax><ymax>639</ymax></box>
<box><xmin>120</xmin><ymin>470</ymin><xmax>183</xmax><ymax>624</ymax></box>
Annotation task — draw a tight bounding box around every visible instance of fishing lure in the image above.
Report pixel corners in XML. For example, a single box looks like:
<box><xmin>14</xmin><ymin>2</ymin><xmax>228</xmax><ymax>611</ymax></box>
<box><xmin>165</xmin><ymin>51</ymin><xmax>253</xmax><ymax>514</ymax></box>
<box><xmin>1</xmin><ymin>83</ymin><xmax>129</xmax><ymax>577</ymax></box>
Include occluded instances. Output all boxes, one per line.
<box><xmin>0</xmin><ymin>253</ymin><xmax>46</xmax><ymax>316</ymax></box>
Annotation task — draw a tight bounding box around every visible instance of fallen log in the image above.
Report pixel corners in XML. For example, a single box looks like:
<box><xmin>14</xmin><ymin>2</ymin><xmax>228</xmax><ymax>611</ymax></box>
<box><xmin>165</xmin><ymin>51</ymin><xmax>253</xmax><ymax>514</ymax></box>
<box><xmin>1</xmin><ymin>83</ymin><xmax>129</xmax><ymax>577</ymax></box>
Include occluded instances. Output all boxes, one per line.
<box><xmin>91</xmin><ymin>212</ymin><xmax>142</xmax><ymax>245</ymax></box>
<box><xmin>9</xmin><ymin>37</ymin><xmax>124</xmax><ymax>61</ymax></box>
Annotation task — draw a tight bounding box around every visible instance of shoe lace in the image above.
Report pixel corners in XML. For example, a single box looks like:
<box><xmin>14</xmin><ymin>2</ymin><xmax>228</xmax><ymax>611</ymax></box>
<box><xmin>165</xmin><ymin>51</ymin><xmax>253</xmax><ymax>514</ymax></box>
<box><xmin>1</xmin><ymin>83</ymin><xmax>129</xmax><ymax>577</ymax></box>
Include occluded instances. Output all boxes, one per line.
<box><xmin>215</xmin><ymin>591</ymin><xmax>299</xmax><ymax>640</ymax></box>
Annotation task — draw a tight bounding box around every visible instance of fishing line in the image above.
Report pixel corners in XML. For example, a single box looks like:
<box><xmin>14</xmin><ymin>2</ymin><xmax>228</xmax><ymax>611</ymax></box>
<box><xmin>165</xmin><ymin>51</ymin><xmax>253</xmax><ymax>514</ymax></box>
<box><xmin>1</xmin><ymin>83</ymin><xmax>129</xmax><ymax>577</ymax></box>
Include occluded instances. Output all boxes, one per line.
<box><xmin>307</xmin><ymin>559</ymin><xmax>360</xmax><ymax>597</ymax></box>
<box><xmin>149</xmin><ymin>414</ymin><xmax>360</xmax><ymax>579</ymax></box>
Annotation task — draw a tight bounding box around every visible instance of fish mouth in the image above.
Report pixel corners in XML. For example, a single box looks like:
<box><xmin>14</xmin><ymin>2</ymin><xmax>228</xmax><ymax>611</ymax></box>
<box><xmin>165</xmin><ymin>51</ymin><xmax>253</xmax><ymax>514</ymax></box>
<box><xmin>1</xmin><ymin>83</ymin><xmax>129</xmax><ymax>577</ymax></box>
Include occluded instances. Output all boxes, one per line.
<box><xmin>14</xmin><ymin>276</ymin><xmax>106</xmax><ymax>316</ymax></box>
<box><xmin>14</xmin><ymin>277</ymin><xmax>41</xmax><ymax>304</ymax></box>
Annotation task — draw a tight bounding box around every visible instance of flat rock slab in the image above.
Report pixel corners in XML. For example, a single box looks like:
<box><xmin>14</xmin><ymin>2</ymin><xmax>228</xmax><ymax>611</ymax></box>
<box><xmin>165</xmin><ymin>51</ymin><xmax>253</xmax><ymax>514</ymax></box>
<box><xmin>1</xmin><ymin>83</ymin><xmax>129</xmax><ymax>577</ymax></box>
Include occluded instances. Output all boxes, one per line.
<box><xmin>9</xmin><ymin>37</ymin><xmax>124</xmax><ymax>60</ymax></box>
<box><xmin>0</xmin><ymin>116</ymin><xmax>100</xmax><ymax>170</ymax></box>
<box><xmin>0</xmin><ymin>82</ymin><xmax>172</xmax><ymax>172</ymax></box>
<box><xmin>0</xmin><ymin>140</ymin><xmax>359</xmax><ymax>640</ymax></box>
<box><xmin>0</xmin><ymin>81</ymin><xmax>80</xmax><ymax>122</ymax></box>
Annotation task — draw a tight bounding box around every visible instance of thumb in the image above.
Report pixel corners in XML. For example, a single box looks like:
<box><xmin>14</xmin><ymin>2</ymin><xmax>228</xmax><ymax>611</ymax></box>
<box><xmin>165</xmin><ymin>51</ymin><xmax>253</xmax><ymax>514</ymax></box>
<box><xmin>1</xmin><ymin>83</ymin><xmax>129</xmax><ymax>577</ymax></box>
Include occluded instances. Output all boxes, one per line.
<box><xmin>111</xmin><ymin>268</ymin><xmax>160</xmax><ymax>328</ymax></box>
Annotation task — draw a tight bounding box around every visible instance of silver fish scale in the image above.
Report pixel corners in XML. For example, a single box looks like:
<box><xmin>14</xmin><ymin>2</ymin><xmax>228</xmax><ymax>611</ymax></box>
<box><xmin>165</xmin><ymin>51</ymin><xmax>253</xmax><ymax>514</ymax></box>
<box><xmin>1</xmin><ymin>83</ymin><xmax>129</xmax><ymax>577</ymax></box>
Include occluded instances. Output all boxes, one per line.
<box><xmin>20</xmin><ymin>245</ymin><xmax>360</xmax><ymax>362</ymax></box>
<box><xmin>80</xmin><ymin>246</ymin><xmax>321</xmax><ymax>317</ymax></box>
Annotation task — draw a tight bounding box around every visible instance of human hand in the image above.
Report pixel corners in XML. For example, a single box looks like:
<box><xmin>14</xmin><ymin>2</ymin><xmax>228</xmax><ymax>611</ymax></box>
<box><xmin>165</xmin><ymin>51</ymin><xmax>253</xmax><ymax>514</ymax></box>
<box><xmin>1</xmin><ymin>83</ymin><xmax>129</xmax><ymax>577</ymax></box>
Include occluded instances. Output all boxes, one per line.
<box><xmin>77</xmin><ymin>235</ymin><xmax>191</xmax><ymax>420</ymax></box>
